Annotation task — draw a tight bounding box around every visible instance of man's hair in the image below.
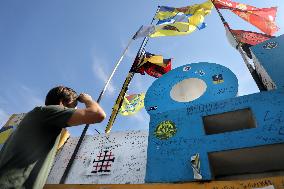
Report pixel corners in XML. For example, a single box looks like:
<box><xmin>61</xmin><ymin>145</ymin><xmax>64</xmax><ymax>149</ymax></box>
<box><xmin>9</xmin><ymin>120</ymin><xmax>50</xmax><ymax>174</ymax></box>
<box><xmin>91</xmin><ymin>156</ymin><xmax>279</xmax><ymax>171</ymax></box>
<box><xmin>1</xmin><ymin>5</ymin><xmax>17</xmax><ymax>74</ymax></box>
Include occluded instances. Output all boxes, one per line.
<box><xmin>45</xmin><ymin>86</ymin><xmax>78</xmax><ymax>106</ymax></box>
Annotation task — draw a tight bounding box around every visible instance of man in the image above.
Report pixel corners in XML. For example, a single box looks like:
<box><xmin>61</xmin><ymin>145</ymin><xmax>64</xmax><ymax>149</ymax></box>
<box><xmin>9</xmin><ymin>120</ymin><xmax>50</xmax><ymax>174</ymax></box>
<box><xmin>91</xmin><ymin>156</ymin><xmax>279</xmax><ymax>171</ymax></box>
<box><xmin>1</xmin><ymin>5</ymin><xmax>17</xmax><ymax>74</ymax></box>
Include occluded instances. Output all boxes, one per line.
<box><xmin>0</xmin><ymin>86</ymin><xmax>106</xmax><ymax>189</ymax></box>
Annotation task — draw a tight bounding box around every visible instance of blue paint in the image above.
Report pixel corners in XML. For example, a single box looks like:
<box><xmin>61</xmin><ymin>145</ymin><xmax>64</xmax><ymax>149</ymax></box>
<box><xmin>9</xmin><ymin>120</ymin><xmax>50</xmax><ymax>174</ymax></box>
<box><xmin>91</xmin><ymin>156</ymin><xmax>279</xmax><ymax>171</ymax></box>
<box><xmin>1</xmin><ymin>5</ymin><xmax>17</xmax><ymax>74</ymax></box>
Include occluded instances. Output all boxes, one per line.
<box><xmin>145</xmin><ymin>89</ymin><xmax>284</xmax><ymax>182</ymax></box>
<box><xmin>145</xmin><ymin>62</ymin><xmax>238</xmax><ymax>115</ymax></box>
<box><xmin>251</xmin><ymin>34</ymin><xmax>284</xmax><ymax>89</ymax></box>
<box><xmin>145</xmin><ymin>35</ymin><xmax>284</xmax><ymax>183</ymax></box>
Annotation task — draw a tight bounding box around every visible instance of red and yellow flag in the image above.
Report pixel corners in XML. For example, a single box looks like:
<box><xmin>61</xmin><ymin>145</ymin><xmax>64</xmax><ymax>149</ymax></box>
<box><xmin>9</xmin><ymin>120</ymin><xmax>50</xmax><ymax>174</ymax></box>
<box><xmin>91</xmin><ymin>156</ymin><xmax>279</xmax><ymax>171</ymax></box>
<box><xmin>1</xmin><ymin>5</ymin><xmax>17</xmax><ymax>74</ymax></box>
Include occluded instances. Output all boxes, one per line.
<box><xmin>135</xmin><ymin>52</ymin><xmax>172</xmax><ymax>78</ymax></box>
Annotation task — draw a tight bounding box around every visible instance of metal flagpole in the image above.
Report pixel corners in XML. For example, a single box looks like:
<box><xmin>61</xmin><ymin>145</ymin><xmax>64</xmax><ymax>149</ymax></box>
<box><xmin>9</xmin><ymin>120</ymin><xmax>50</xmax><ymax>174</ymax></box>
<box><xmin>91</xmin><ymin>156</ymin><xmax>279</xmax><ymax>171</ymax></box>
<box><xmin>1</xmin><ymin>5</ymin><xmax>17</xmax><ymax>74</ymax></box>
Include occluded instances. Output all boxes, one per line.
<box><xmin>59</xmin><ymin>33</ymin><xmax>136</xmax><ymax>184</ymax></box>
<box><xmin>105</xmin><ymin>6</ymin><xmax>160</xmax><ymax>133</ymax></box>
<box><xmin>211</xmin><ymin>0</ymin><xmax>266</xmax><ymax>91</ymax></box>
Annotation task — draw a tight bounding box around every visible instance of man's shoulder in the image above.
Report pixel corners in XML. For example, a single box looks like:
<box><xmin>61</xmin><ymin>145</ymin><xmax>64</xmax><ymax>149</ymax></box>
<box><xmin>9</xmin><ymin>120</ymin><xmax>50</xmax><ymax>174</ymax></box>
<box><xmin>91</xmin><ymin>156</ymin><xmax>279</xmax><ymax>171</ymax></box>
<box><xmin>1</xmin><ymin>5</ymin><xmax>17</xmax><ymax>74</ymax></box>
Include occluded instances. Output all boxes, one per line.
<box><xmin>32</xmin><ymin>105</ymin><xmax>68</xmax><ymax>112</ymax></box>
<box><xmin>46</xmin><ymin>105</ymin><xmax>75</xmax><ymax>113</ymax></box>
<box><xmin>24</xmin><ymin>105</ymin><xmax>76</xmax><ymax>127</ymax></box>
<box><xmin>26</xmin><ymin>106</ymin><xmax>74</xmax><ymax>118</ymax></box>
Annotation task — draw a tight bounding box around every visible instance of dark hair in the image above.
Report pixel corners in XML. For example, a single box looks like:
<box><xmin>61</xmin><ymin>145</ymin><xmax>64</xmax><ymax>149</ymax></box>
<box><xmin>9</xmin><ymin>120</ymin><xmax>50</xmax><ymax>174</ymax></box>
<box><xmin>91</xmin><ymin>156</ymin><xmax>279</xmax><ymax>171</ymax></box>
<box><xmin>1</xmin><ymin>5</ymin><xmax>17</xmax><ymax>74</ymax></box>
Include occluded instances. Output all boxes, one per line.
<box><xmin>45</xmin><ymin>86</ymin><xmax>78</xmax><ymax>106</ymax></box>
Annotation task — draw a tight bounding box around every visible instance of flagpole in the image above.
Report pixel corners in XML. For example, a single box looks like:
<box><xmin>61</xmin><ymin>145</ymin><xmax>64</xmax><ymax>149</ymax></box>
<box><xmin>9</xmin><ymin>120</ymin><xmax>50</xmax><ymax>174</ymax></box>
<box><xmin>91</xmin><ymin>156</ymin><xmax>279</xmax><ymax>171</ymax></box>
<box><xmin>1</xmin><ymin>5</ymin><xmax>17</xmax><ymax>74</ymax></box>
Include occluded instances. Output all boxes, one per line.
<box><xmin>97</xmin><ymin>37</ymin><xmax>136</xmax><ymax>102</ymax></box>
<box><xmin>59</xmin><ymin>34</ymin><xmax>136</xmax><ymax>184</ymax></box>
<box><xmin>105</xmin><ymin>6</ymin><xmax>160</xmax><ymax>133</ymax></box>
<box><xmin>211</xmin><ymin>0</ymin><xmax>266</xmax><ymax>91</ymax></box>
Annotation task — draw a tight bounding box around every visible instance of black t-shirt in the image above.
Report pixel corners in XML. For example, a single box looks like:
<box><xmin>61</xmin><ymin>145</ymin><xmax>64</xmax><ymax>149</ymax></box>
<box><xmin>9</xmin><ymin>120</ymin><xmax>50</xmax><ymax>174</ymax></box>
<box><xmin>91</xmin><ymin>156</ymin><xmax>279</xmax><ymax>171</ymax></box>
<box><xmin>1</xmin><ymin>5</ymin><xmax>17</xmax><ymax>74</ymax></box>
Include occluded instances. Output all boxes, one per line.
<box><xmin>0</xmin><ymin>105</ymin><xmax>75</xmax><ymax>188</ymax></box>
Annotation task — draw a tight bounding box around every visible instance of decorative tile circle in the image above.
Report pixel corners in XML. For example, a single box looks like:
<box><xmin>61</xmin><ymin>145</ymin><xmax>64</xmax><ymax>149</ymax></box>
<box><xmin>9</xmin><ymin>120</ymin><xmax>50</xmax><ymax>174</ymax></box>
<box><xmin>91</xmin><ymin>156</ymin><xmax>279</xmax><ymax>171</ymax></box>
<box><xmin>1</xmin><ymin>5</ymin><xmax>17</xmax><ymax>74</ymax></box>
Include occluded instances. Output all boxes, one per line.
<box><xmin>154</xmin><ymin>120</ymin><xmax>177</xmax><ymax>140</ymax></box>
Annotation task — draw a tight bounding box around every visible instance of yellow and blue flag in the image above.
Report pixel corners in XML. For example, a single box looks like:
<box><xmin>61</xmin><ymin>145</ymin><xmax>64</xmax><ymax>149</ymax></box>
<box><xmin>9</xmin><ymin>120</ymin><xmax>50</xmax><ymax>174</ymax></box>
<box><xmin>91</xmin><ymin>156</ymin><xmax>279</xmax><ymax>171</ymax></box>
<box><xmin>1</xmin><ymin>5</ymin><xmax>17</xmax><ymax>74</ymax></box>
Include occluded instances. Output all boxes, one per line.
<box><xmin>150</xmin><ymin>9</ymin><xmax>208</xmax><ymax>38</ymax></box>
<box><xmin>134</xmin><ymin>1</ymin><xmax>213</xmax><ymax>39</ymax></box>
<box><xmin>157</xmin><ymin>12</ymin><xmax>207</xmax><ymax>31</ymax></box>
<box><xmin>119</xmin><ymin>93</ymin><xmax>145</xmax><ymax>116</ymax></box>
<box><xmin>156</xmin><ymin>0</ymin><xmax>213</xmax><ymax>21</ymax></box>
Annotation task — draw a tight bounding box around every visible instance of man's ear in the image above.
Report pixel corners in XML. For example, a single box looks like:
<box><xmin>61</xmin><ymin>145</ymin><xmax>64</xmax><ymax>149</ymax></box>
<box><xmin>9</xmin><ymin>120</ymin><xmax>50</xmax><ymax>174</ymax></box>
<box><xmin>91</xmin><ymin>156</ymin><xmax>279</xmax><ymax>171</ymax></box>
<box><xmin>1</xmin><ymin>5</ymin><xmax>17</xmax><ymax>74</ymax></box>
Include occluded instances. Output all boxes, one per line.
<box><xmin>58</xmin><ymin>100</ymin><xmax>64</xmax><ymax>106</ymax></box>
<box><xmin>59</xmin><ymin>99</ymin><xmax>69</xmax><ymax>106</ymax></box>
<box><xmin>62</xmin><ymin>99</ymin><xmax>77</xmax><ymax>108</ymax></box>
<box><xmin>63</xmin><ymin>101</ymin><xmax>70</xmax><ymax>107</ymax></box>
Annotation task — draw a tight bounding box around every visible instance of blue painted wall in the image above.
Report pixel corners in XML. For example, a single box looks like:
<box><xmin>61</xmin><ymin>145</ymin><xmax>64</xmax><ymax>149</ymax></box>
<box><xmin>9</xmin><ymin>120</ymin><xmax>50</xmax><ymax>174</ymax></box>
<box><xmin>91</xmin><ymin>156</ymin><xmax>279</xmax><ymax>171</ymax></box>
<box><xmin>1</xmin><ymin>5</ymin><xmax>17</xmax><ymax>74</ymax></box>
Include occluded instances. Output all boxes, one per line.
<box><xmin>145</xmin><ymin>35</ymin><xmax>284</xmax><ymax>183</ymax></box>
<box><xmin>145</xmin><ymin>62</ymin><xmax>238</xmax><ymax>115</ymax></box>
<box><xmin>145</xmin><ymin>89</ymin><xmax>284</xmax><ymax>182</ymax></box>
<box><xmin>251</xmin><ymin>34</ymin><xmax>284</xmax><ymax>89</ymax></box>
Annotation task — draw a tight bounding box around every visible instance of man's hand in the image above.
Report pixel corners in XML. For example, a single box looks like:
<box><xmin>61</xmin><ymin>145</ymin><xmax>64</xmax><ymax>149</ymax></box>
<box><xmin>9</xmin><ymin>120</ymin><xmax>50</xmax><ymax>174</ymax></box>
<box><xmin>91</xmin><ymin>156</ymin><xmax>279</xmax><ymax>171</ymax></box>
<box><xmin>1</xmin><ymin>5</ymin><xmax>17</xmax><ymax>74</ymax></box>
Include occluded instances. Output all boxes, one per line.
<box><xmin>67</xmin><ymin>93</ymin><xmax>106</xmax><ymax>126</ymax></box>
<box><xmin>77</xmin><ymin>93</ymin><xmax>93</xmax><ymax>104</ymax></box>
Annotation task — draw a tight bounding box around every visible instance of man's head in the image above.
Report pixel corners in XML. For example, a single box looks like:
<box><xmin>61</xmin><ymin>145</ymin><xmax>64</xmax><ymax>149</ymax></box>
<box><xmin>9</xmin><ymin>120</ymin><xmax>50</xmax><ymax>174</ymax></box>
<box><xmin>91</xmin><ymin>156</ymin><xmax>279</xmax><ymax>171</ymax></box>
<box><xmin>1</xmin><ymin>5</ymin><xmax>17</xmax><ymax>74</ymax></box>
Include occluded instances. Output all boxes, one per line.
<box><xmin>45</xmin><ymin>86</ymin><xmax>78</xmax><ymax>108</ymax></box>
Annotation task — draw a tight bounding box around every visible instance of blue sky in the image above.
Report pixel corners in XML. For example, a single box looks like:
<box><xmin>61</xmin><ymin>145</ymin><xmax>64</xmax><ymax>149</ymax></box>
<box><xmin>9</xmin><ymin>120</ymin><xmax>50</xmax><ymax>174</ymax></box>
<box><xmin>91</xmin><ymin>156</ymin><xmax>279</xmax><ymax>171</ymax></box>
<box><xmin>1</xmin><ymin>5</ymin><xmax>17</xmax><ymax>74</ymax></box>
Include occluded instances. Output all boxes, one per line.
<box><xmin>0</xmin><ymin>0</ymin><xmax>283</xmax><ymax>136</ymax></box>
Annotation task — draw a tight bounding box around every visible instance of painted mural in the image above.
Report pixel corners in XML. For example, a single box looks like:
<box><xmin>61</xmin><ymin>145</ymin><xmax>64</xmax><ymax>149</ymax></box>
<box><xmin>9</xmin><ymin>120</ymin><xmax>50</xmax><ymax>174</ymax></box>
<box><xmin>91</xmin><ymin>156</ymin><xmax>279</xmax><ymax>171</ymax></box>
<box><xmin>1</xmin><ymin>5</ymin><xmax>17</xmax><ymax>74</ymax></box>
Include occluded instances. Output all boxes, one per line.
<box><xmin>47</xmin><ymin>130</ymin><xmax>148</xmax><ymax>184</ymax></box>
<box><xmin>0</xmin><ymin>113</ymin><xmax>25</xmax><ymax>149</ymax></box>
<box><xmin>144</xmin><ymin>35</ymin><xmax>284</xmax><ymax>183</ymax></box>
<box><xmin>2</xmin><ymin>35</ymin><xmax>284</xmax><ymax>187</ymax></box>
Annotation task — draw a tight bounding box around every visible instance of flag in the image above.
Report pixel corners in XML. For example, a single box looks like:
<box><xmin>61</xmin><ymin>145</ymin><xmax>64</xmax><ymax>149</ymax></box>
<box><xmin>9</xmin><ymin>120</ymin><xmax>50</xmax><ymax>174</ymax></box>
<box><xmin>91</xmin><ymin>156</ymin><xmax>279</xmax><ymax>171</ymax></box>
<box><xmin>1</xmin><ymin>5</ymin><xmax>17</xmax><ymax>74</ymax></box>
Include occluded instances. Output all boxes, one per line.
<box><xmin>154</xmin><ymin>0</ymin><xmax>213</xmax><ymax>36</ymax></box>
<box><xmin>136</xmin><ymin>60</ymin><xmax>171</xmax><ymax>78</ymax></box>
<box><xmin>224</xmin><ymin>23</ymin><xmax>273</xmax><ymax>47</ymax></box>
<box><xmin>232</xmin><ymin>8</ymin><xmax>279</xmax><ymax>36</ymax></box>
<box><xmin>141</xmin><ymin>54</ymin><xmax>163</xmax><ymax>67</ymax></box>
<box><xmin>140</xmin><ymin>52</ymin><xmax>171</xmax><ymax>67</ymax></box>
<box><xmin>119</xmin><ymin>93</ymin><xmax>145</xmax><ymax>116</ymax></box>
<box><xmin>224</xmin><ymin>23</ymin><xmax>272</xmax><ymax>58</ymax></box>
<box><xmin>133</xmin><ymin>1</ymin><xmax>212</xmax><ymax>39</ymax></box>
<box><xmin>213</xmin><ymin>0</ymin><xmax>259</xmax><ymax>10</ymax></box>
<box><xmin>212</xmin><ymin>0</ymin><xmax>279</xmax><ymax>35</ymax></box>
<box><xmin>133</xmin><ymin>25</ymin><xmax>155</xmax><ymax>39</ymax></box>
<box><xmin>135</xmin><ymin>52</ymin><xmax>172</xmax><ymax>78</ymax></box>
<box><xmin>151</xmin><ymin>9</ymin><xmax>208</xmax><ymax>38</ymax></box>
<box><xmin>150</xmin><ymin>21</ymin><xmax>196</xmax><ymax>38</ymax></box>
<box><xmin>134</xmin><ymin>21</ymin><xmax>201</xmax><ymax>39</ymax></box>
<box><xmin>157</xmin><ymin>12</ymin><xmax>189</xmax><ymax>25</ymax></box>
<box><xmin>156</xmin><ymin>12</ymin><xmax>207</xmax><ymax>31</ymax></box>
<box><xmin>57</xmin><ymin>129</ymin><xmax>70</xmax><ymax>150</ymax></box>
<box><xmin>230</xmin><ymin>29</ymin><xmax>274</xmax><ymax>46</ymax></box>
<box><xmin>0</xmin><ymin>126</ymin><xmax>14</xmax><ymax>147</ymax></box>
<box><xmin>156</xmin><ymin>0</ymin><xmax>213</xmax><ymax>21</ymax></box>
<box><xmin>224</xmin><ymin>23</ymin><xmax>253</xmax><ymax>58</ymax></box>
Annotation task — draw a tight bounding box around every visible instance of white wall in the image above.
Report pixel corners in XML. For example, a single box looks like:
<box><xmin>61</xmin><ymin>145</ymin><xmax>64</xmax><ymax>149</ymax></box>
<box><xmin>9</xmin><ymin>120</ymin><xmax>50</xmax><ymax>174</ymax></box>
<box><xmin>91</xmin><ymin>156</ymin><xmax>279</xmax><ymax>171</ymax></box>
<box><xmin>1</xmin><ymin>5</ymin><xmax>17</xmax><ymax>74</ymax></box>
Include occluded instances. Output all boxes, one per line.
<box><xmin>47</xmin><ymin>130</ymin><xmax>148</xmax><ymax>184</ymax></box>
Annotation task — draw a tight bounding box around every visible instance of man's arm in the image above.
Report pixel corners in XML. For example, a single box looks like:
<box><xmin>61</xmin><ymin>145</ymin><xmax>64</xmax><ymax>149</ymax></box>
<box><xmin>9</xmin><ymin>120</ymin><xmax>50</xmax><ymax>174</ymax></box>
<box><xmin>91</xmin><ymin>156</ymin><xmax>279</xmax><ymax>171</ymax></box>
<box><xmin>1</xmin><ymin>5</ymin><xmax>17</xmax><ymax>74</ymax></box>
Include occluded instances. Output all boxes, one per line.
<box><xmin>67</xmin><ymin>93</ymin><xmax>106</xmax><ymax>126</ymax></box>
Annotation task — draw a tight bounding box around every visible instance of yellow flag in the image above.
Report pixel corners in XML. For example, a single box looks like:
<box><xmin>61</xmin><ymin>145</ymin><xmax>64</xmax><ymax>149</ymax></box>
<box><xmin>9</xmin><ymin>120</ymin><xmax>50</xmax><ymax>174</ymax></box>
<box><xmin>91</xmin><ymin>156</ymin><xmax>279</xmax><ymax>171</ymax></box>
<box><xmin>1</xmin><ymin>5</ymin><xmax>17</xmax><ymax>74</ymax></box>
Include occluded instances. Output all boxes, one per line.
<box><xmin>155</xmin><ymin>0</ymin><xmax>213</xmax><ymax>21</ymax></box>
<box><xmin>57</xmin><ymin>128</ymin><xmax>70</xmax><ymax>150</ymax></box>
<box><xmin>141</xmin><ymin>55</ymin><xmax>162</xmax><ymax>66</ymax></box>
<box><xmin>180</xmin><ymin>0</ymin><xmax>213</xmax><ymax>16</ymax></box>
<box><xmin>119</xmin><ymin>93</ymin><xmax>145</xmax><ymax>116</ymax></box>
<box><xmin>150</xmin><ymin>5</ymin><xmax>211</xmax><ymax>38</ymax></box>
<box><xmin>147</xmin><ymin>55</ymin><xmax>163</xmax><ymax>66</ymax></box>
<box><xmin>135</xmin><ymin>2</ymin><xmax>212</xmax><ymax>39</ymax></box>
<box><xmin>0</xmin><ymin>127</ymin><xmax>13</xmax><ymax>145</ymax></box>
<box><xmin>150</xmin><ymin>22</ymin><xmax>190</xmax><ymax>37</ymax></box>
